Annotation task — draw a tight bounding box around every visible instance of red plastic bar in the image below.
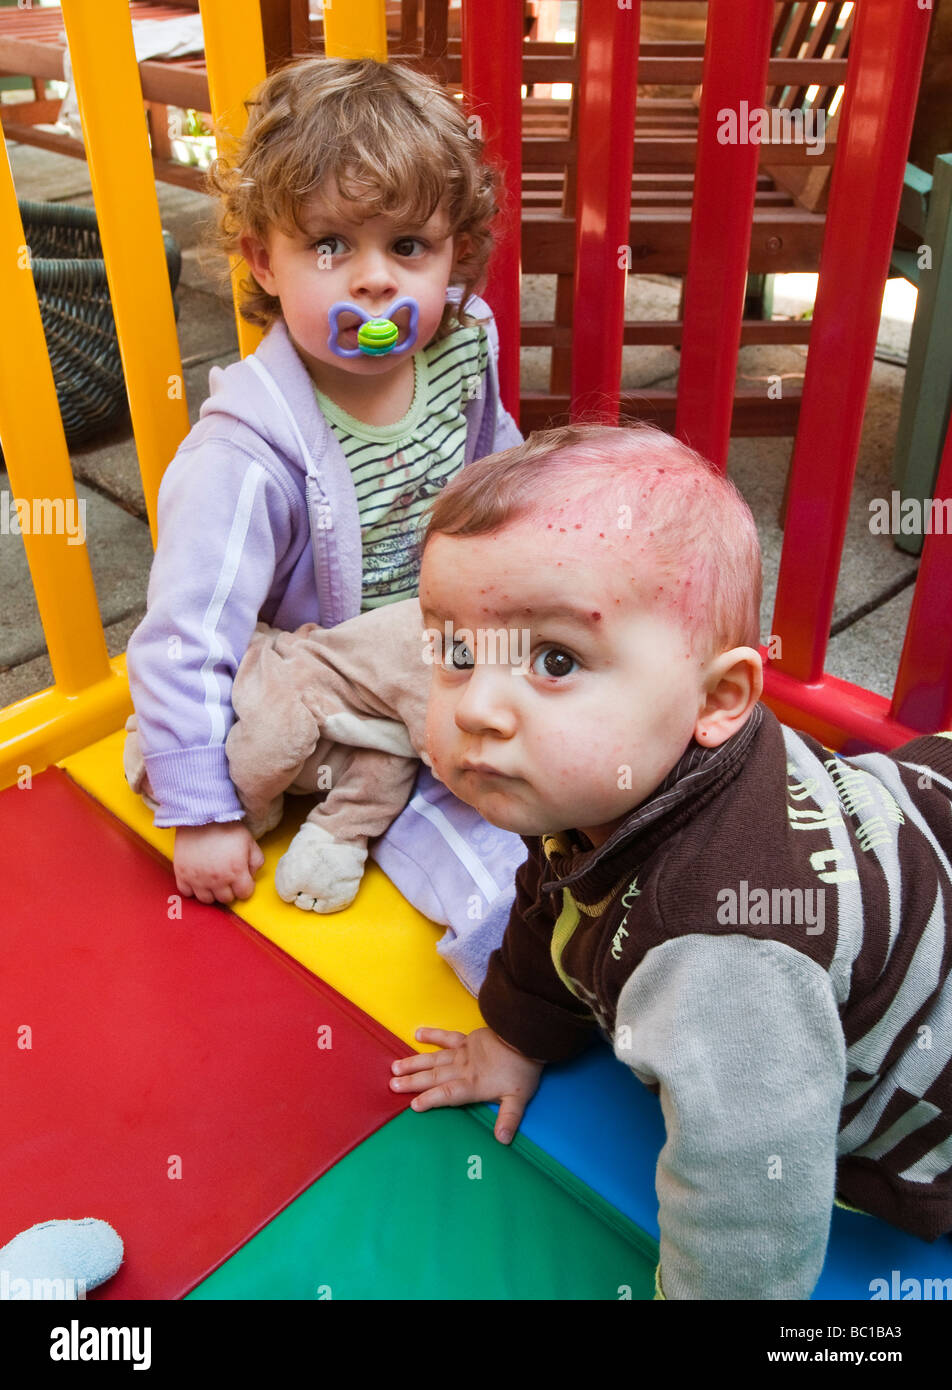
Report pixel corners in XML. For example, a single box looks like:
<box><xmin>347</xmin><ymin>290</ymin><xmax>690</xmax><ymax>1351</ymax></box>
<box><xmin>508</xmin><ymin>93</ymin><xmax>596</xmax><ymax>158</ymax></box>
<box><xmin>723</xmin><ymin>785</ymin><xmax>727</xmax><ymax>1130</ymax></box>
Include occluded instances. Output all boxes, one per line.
<box><xmin>461</xmin><ymin>0</ymin><xmax>522</xmax><ymax>419</ymax></box>
<box><xmin>674</xmin><ymin>0</ymin><xmax>774</xmax><ymax>470</ymax></box>
<box><xmin>891</xmin><ymin>414</ymin><xmax>952</xmax><ymax>733</ymax></box>
<box><xmin>570</xmin><ymin>0</ymin><xmax>639</xmax><ymax>421</ymax></box>
<box><xmin>770</xmin><ymin>0</ymin><xmax>932</xmax><ymax>684</ymax></box>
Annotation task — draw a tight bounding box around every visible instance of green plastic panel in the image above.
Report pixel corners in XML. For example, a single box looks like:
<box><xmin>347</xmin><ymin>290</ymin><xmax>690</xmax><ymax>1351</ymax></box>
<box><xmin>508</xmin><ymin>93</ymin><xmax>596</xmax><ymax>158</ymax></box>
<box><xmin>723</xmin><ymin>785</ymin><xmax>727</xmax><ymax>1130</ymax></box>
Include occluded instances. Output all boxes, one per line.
<box><xmin>188</xmin><ymin>1107</ymin><xmax>656</xmax><ymax>1301</ymax></box>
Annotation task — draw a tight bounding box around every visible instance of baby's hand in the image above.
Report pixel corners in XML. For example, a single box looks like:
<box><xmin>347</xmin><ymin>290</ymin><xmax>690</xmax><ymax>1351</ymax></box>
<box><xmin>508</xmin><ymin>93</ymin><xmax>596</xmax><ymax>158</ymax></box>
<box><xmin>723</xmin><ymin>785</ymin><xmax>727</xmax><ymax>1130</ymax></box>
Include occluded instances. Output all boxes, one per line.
<box><xmin>173</xmin><ymin>822</ymin><xmax>265</xmax><ymax>905</ymax></box>
<box><xmin>390</xmin><ymin>1026</ymin><xmax>544</xmax><ymax>1144</ymax></box>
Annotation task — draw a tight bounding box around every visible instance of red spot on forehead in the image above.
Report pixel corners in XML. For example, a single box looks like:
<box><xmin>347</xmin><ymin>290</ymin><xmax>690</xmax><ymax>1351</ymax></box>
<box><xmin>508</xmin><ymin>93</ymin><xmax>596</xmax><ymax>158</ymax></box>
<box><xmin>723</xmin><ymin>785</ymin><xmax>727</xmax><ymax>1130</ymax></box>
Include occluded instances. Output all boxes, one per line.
<box><xmin>591</xmin><ymin>611</ymin><xmax>601</xmax><ymax>621</ymax></box>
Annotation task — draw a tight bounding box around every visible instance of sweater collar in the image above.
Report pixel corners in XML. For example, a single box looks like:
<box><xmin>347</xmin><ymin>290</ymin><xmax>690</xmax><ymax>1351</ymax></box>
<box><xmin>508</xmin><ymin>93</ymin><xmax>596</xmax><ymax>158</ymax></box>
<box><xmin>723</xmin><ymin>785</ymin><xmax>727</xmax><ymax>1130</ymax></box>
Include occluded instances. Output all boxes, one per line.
<box><xmin>540</xmin><ymin>702</ymin><xmax>767</xmax><ymax>904</ymax></box>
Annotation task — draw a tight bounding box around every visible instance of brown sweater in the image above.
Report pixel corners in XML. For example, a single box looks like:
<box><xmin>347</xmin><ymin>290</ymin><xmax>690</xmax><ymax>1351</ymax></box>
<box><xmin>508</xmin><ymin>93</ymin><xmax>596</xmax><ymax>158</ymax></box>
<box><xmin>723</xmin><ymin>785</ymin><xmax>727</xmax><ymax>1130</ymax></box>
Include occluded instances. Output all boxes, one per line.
<box><xmin>479</xmin><ymin>704</ymin><xmax>952</xmax><ymax>1298</ymax></box>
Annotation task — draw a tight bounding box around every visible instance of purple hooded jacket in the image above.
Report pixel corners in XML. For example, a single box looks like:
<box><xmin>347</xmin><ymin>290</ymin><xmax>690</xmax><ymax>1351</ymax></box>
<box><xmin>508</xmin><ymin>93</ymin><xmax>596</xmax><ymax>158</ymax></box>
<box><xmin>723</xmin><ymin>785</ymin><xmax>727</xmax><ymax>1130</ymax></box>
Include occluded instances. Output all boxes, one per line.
<box><xmin>126</xmin><ymin>300</ymin><xmax>527</xmax><ymax>992</ymax></box>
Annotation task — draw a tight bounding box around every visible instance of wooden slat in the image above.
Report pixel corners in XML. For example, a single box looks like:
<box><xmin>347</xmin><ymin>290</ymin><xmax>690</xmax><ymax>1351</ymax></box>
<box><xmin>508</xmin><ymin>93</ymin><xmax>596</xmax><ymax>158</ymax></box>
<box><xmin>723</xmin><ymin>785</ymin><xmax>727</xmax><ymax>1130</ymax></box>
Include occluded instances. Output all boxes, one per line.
<box><xmin>389</xmin><ymin>53</ymin><xmax>848</xmax><ymax>86</ymax></box>
<box><xmin>782</xmin><ymin>2</ymin><xmax>848</xmax><ymax>111</ymax></box>
<box><xmin>138</xmin><ymin>57</ymin><xmax>210</xmax><ymax>108</ymax></box>
<box><xmin>520</xmin><ymin>388</ymin><xmax>801</xmax><ymax>436</ymax></box>
<box><xmin>523</xmin><ymin>135</ymin><xmax>835</xmax><ymax>168</ymax></box>
<box><xmin>521</xmin><ymin>319</ymin><xmax>812</xmax><ymax>347</ymax></box>
<box><xmin>522</xmin><ymin>206</ymin><xmax>826</xmax><ymax>276</ymax></box>
<box><xmin>768</xmin><ymin>0</ymin><xmax>816</xmax><ymax>105</ymax></box>
<box><xmin>0</xmin><ymin>99</ymin><xmax>60</xmax><ymax>125</ymax></box>
<box><xmin>0</xmin><ymin>112</ymin><xmax>209</xmax><ymax>188</ymax></box>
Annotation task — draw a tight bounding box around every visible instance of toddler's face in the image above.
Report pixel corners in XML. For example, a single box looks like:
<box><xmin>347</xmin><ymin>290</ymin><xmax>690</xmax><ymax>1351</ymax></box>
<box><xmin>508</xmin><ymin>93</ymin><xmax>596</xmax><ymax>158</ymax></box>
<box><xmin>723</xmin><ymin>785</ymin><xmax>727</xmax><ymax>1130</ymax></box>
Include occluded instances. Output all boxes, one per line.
<box><xmin>420</xmin><ymin>519</ymin><xmax>715</xmax><ymax>846</ymax></box>
<box><xmin>241</xmin><ymin>188</ymin><xmax>457</xmax><ymax>389</ymax></box>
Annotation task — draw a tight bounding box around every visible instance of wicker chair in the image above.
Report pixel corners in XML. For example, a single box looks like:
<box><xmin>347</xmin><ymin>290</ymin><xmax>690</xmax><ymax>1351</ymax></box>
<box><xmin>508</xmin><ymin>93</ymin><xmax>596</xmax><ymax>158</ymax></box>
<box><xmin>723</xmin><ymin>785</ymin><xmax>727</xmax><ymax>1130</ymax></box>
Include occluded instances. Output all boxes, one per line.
<box><xmin>2</xmin><ymin>199</ymin><xmax>181</xmax><ymax>454</ymax></box>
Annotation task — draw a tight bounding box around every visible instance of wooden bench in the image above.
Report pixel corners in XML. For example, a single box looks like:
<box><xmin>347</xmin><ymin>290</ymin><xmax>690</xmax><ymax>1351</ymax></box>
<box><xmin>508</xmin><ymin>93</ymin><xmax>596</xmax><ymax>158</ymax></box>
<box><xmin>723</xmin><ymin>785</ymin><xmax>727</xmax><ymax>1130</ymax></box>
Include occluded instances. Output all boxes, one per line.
<box><xmin>0</xmin><ymin>1</ymin><xmax>852</xmax><ymax>436</ymax></box>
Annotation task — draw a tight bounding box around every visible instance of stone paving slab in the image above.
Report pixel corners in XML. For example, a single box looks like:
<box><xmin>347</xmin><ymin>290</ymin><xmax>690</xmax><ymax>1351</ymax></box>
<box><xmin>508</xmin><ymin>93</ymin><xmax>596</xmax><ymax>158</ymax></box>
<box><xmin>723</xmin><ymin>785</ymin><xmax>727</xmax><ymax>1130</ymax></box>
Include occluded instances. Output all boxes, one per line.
<box><xmin>0</xmin><ymin>610</ymin><xmax>143</xmax><ymax>710</ymax></box>
<box><xmin>826</xmin><ymin>584</ymin><xmax>916</xmax><ymax>703</ymax></box>
<box><xmin>0</xmin><ymin>481</ymin><xmax>153</xmax><ymax>668</ymax></box>
<box><xmin>69</xmin><ymin>350</ymin><xmax>240</xmax><ymax>520</ymax></box>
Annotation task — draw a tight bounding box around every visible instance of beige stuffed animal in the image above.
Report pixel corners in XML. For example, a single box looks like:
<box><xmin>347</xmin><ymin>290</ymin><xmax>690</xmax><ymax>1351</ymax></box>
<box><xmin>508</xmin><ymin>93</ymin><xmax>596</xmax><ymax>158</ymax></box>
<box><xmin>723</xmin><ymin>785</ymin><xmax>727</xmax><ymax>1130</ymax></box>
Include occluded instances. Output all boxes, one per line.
<box><xmin>225</xmin><ymin>598</ymin><xmax>433</xmax><ymax>912</ymax></box>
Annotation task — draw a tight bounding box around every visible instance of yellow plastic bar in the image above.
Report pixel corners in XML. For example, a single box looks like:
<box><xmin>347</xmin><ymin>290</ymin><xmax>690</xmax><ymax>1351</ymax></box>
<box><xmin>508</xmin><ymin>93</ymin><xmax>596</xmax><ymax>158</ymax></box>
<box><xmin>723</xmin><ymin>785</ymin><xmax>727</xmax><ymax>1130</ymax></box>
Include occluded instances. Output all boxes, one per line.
<box><xmin>323</xmin><ymin>0</ymin><xmax>388</xmax><ymax>60</ymax></box>
<box><xmin>199</xmin><ymin>0</ymin><xmax>267</xmax><ymax>359</ymax></box>
<box><xmin>0</xmin><ymin>126</ymin><xmax>110</xmax><ymax>705</ymax></box>
<box><xmin>61</xmin><ymin>0</ymin><xmax>190</xmax><ymax>542</ymax></box>
<box><xmin>0</xmin><ymin>659</ymin><xmax>132</xmax><ymax>793</ymax></box>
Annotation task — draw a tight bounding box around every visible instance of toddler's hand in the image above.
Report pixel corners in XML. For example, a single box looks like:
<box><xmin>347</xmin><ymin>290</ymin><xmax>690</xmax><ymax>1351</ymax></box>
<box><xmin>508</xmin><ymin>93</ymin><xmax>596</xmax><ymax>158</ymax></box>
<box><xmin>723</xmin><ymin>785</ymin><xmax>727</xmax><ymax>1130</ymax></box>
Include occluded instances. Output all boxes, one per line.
<box><xmin>173</xmin><ymin>822</ymin><xmax>265</xmax><ymax>905</ymax></box>
<box><xmin>390</xmin><ymin>1026</ymin><xmax>544</xmax><ymax>1144</ymax></box>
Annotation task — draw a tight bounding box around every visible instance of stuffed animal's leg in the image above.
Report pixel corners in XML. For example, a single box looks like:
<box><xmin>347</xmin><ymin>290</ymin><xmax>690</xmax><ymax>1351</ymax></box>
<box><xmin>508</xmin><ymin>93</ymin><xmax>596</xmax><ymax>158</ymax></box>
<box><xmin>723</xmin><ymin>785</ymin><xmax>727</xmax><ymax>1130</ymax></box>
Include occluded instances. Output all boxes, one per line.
<box><xmin>276</xmin><ymin>749</ymin><xmax>419</xmax><ymax>913</ymax></box>
<box><xmin>227</xmin><ymin>627</ymin><xmax>329</xmax><ymax>838</ymax></box>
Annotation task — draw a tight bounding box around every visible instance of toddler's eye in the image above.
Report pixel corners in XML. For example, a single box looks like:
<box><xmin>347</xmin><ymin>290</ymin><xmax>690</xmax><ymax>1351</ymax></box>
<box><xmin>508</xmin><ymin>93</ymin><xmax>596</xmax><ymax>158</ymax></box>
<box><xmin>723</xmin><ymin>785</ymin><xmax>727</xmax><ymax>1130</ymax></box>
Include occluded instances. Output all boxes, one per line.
<box><xmin>393</xmin><ymin>237</ymin><xmax>426</xmax><ymax>259</ymax></box>
<box><xmin>448</xmin><ymin>638</ymin><xmax>474</xmax><ymax>670</ymax></box>
<box><xmin>531</xmin><ymin>646</ymin><xmax>577</xmax><ymax>679</ymax></box>
<box><xmin>314</xmin><ymin>236</ymin><xmax>346</xmax><ymax>258</ymax></box>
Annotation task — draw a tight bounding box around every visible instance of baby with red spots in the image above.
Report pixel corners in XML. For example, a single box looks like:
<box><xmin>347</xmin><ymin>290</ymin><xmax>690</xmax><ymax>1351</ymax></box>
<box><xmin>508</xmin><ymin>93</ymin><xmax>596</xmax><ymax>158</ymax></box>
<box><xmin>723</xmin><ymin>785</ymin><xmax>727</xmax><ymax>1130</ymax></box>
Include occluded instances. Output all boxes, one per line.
<box><xmin>391</xmin><ymin>422</ymin><xmax>952</xmax><ymax>1299</ymax></box>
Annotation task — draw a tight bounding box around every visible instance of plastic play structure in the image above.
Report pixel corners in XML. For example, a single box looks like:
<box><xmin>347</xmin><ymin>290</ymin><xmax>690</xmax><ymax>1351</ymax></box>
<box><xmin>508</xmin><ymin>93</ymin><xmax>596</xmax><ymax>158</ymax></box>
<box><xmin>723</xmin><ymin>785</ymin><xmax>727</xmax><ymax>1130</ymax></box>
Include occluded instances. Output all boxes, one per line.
<box><xmin>2</xmin><ymin>0</ymin><xmax>952</xmax><ymax>1299</ymax></box>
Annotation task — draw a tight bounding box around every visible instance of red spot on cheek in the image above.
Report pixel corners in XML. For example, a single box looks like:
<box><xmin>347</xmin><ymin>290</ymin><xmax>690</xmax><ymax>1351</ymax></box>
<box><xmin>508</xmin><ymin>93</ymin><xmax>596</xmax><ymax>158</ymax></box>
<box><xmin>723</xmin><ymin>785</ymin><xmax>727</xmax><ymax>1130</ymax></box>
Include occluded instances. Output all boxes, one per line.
<box><xmin>591</xmin><ymin>611</ymin><xmax>601</xmax><ymax>621</ymax></box>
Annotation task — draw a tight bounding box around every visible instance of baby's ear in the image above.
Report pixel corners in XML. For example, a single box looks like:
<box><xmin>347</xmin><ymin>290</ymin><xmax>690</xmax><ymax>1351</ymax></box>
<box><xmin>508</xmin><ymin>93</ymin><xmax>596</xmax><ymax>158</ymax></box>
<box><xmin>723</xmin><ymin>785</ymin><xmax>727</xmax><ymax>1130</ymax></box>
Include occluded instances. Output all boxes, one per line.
<box><xmin>239</xmin><ymin>233</ymin><xmax>275</xmax><ymax>293</ymax></box>
<box><xmin>452</xmin><ymin>232</ymin><xmax>472</xmax><ymax>273</ymax></box>
<box><xmin>695</xmin><ymin>646</ymin><xmax>764</xmax><ymax>748</ymax></box>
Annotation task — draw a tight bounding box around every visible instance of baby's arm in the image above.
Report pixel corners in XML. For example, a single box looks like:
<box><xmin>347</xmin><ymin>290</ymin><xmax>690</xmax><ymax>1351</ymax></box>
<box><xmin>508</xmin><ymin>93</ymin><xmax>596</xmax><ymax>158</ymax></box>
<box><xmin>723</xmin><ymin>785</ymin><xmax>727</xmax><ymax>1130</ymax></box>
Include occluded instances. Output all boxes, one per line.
<box><xmin>390</xmin><ymin>1027</ymin><xmax>544</xmax><ymax>1144</ymax></box>
<box><xmin>617</xmin><ymin>933</ymin><xmax>845</xmax><ymax>1299</ymax></box>
<box><xmin>127</xmin><ymin>445</ymin><xmax>298</xmax><ymax>905</ymax></box>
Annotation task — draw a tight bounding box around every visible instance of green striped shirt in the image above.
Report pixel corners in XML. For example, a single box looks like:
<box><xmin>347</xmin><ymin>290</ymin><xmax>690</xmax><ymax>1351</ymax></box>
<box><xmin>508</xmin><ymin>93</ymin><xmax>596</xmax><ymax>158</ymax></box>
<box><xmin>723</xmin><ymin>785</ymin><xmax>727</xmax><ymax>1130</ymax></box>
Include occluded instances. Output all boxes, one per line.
<box><xmin>317</xmin><ymin>325</ymin><xmax>489</xmax><ymax>610</ymax></box>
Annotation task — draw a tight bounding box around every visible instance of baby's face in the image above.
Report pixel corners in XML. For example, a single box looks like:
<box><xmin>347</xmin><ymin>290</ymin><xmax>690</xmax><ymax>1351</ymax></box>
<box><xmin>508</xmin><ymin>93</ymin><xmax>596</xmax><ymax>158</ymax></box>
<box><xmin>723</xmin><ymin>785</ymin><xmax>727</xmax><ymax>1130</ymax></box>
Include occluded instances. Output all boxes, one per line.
<box><xmin>420</xmin><ymin>518</ymin><xmax>713</xmax><ymax>845</ymax></box>
<box><xmin>241</xmin><ymin>188</ymin><xmax>456</xmax><ymax>390</ymax></box>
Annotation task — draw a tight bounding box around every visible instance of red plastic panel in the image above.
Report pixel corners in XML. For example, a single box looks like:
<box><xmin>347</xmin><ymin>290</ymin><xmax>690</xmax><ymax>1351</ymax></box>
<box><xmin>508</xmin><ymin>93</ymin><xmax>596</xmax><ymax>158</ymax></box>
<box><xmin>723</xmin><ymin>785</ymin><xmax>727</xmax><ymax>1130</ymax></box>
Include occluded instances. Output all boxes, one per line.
<box><xmin>675</xmin><ymin>0</ymin><xmax>774</xmax><ymax>468</ymax></box>
<box><xmin>570</xmin><ymin>0</ymin><xmax>639</xmax><ymax>421</ymax></box>
<box><xmin>771</xmin><ymin>0</ymin><xmax>933</xmax><ymax>684</ymax></box>
<box><xmin>461</xmin><ymin>0</ymin><xmax>522</xmax><ymax>418</ymax></box>
<box><xmin>0</xmin><ymin>769</ymin><xmax>408</xmax><ymax>1299</ymax></box>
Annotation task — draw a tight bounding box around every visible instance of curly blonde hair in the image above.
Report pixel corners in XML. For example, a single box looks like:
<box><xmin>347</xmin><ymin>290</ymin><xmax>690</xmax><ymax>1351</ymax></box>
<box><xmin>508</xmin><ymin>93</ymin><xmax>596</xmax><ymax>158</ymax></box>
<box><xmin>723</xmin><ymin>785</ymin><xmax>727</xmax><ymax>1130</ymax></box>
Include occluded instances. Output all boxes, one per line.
<box><xmin>207</xmin><ymin>57</ymin><xmax>501</xmax><ymax>334</ymax></box>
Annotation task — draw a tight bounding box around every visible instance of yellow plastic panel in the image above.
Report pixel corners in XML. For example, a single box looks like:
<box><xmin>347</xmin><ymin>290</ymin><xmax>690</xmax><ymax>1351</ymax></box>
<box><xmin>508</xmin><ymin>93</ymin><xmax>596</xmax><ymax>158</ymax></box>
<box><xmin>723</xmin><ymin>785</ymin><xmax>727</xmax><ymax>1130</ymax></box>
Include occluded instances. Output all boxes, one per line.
<box><xmin>61</xmin><ymin>0</ymin><xmax>190</xmax><ymax>541</ymax></box>
<box><xmin>61</xmin><ymin>731</ymin><xmax>483</xmax><ymax>1048</ymax></box>
<box><xmin>0</xmin><ymin>661</ymin><xmax>131</xmax><ymax>792</ymax></box>
<box><xmin>0</xmin><ymin>129</ymin><xmax>110</xmax><ymax>699</ymax></box>
<box><xmin>323</xmin><ymin>0</ymin><xmax>388</xmax><ymax>60</ymax></box>
<box><xmin>199</xmin><ymin>0</ymin><xmax>267</xmax><ymax>358</ymax></box>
